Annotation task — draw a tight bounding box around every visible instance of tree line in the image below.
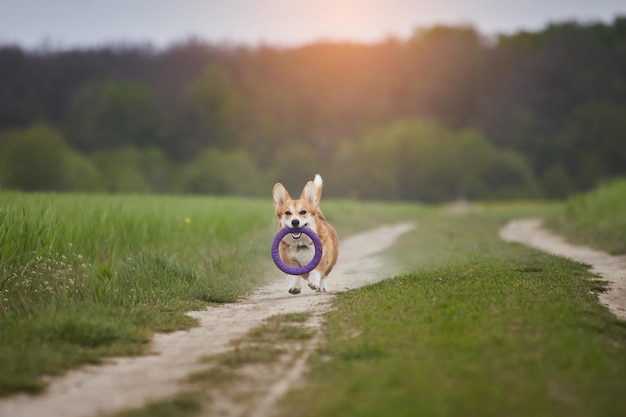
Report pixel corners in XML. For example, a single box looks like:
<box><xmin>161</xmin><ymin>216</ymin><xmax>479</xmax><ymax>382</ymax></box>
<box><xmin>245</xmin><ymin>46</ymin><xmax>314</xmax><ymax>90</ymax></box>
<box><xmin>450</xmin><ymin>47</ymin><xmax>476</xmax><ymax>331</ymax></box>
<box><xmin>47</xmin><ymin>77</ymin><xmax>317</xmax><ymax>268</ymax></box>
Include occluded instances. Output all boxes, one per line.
<box><xmin>1</xmin><ymin>18</ymin><xmax>625</xmax><ymax>201</ymax></box>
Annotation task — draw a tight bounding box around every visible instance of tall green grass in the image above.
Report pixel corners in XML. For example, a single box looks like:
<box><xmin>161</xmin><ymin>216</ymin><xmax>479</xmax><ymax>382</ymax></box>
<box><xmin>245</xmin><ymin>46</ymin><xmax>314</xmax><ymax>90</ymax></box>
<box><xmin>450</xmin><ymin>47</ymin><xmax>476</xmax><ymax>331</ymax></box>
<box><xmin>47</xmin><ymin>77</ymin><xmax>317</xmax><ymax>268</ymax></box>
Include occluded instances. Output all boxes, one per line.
<box><xmin>547</xmin><ymin>178</ymin><xmax>626</xmax><ymax>254</ymax></box>
<box><xmin>0</xmin><ymin>192</ymin><xmax>275</xmax><ymax>395</ymax></box>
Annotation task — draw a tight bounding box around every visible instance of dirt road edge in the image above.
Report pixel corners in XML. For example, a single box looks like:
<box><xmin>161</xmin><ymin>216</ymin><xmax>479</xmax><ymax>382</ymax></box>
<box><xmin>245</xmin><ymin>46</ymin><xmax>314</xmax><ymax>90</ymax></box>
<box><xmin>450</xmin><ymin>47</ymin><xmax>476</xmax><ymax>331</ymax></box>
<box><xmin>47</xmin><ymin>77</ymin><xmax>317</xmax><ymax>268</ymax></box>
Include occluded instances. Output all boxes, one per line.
<box><xmin>500</xmin><ymin>218</ymin><xmax>626</xmax><ymax>320</ymax></box>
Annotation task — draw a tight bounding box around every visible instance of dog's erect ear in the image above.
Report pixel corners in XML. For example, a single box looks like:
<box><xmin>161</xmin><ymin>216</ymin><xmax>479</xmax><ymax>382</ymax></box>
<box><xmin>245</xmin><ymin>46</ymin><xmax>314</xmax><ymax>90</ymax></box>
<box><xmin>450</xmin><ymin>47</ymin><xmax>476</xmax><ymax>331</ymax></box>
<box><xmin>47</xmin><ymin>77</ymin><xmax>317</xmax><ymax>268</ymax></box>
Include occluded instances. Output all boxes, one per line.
<box><xmin>273</xmin><ymin>183</ymin><xmax>290</xmax><ymax>208</ymax></box>
<box><xmin>301</xmin><ymin>181</ymin><xmax>318</xmax><ymax>207</ymax></box>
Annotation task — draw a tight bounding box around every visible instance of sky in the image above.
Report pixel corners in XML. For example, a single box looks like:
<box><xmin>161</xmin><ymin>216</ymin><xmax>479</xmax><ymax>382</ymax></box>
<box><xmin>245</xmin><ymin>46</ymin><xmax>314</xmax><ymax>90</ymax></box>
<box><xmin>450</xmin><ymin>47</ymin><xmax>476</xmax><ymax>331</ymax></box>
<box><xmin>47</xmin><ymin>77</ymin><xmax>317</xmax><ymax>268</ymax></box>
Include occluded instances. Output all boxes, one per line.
<box><xmin>1</xmin><ymin>0</ymin><xmax>625</xmax><ymax>49</ymax></box>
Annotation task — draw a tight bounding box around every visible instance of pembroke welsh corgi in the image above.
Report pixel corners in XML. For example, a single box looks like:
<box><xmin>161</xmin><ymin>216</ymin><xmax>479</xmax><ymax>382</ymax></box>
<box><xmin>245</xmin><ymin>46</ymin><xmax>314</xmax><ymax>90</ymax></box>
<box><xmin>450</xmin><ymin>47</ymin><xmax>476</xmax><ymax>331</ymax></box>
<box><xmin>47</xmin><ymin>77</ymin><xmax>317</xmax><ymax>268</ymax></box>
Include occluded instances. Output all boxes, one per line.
<box><xmin>272</xmin><ymin>174</ymin><xmax>339</xmax><ymax>294</ymax></box>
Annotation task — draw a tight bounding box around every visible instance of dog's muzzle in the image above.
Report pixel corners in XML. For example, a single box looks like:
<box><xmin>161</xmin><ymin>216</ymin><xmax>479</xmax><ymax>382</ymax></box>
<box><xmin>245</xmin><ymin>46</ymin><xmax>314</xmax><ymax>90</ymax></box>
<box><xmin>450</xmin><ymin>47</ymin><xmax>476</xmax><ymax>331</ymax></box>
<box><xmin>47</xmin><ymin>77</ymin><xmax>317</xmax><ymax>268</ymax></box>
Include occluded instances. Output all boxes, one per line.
<box><xmin>290</xmin><ymin>223</ymin><xmax>308</xmax><ymax>239</ymax></box>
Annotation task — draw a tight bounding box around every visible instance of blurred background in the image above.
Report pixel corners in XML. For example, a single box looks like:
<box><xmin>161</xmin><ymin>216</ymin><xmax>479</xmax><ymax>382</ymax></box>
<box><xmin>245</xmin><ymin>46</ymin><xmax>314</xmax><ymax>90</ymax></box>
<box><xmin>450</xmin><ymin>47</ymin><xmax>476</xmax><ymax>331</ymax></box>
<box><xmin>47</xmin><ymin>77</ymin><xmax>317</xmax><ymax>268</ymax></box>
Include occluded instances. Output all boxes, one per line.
<box><xmin>1</xmin><ymin>0</ymin><xmax>625</xmax><ymax>202</ymax></box>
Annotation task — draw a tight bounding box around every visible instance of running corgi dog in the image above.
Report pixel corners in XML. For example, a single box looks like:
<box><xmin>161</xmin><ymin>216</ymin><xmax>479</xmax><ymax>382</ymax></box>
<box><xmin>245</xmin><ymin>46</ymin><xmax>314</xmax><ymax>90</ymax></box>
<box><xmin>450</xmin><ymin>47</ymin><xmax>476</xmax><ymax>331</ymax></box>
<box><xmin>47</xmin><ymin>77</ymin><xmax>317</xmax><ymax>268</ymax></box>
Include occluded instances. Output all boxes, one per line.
<box><xmin>272</xmin><ymin>174</ymin><xmax>339</xmax><ymax>294</ymax></box>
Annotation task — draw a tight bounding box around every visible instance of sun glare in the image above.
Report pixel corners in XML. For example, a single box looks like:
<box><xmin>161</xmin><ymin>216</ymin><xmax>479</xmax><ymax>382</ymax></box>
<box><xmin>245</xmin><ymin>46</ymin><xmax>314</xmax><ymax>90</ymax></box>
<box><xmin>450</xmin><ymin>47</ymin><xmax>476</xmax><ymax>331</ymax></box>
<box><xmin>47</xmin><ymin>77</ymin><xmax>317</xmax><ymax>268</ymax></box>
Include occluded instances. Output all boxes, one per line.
<box><xmin>265</xmin><ymin>0</ymin><xmax>405</xmax><ymax>43</ymax></box>
<box><xmin>313</xmin><ymin>0</ymin><xmax>387</xmax><ymax>40</ymax></box>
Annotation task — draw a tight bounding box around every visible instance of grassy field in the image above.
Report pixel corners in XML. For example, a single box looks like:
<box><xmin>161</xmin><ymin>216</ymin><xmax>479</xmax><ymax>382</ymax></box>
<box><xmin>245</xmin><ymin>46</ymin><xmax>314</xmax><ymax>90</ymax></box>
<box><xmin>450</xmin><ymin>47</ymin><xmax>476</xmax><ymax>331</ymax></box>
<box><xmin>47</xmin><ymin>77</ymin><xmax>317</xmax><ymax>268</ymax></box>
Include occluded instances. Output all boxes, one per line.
<box><xmin>272</xmin><ymin>201</ymin><xmax>626</xmax><ymax>417</ymax></box>
<box><xmin>3</xmin><ymin>181</ymin><xmax>626</xmax><ymax>416</ymax></box>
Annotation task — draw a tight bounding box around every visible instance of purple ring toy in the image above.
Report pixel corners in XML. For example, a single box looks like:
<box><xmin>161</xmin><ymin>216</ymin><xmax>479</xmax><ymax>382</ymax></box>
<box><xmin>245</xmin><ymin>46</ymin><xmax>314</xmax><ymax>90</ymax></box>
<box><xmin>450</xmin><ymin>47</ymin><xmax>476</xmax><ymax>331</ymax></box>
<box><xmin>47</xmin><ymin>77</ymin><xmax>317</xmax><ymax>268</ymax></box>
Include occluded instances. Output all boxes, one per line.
<box><xmin>271</xmin><ymin>226</ymin><xmax>323</xmax><ymax>275</ymax></box>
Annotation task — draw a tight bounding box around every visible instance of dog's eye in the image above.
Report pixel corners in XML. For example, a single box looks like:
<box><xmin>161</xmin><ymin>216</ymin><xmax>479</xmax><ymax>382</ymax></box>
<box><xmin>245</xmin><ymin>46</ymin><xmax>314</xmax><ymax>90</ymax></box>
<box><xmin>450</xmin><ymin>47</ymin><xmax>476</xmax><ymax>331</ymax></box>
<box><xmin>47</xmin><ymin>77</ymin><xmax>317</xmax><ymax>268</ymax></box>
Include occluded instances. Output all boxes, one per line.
<box><xmin>285</xmin><ymin>210</ymin><xmax>292</xmax><ymax>216</ymax></box>
<box><xmin>299</xmin><ymin>210</ymin><xmax>307</xmax><ymax>215</ymax></box>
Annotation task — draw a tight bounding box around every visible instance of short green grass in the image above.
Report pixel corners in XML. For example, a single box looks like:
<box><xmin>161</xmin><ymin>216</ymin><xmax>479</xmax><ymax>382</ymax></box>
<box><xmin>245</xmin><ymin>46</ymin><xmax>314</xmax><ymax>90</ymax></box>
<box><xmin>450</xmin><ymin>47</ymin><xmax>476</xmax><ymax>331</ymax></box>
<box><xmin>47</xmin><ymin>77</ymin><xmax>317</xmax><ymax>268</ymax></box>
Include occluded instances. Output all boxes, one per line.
<box><xmin>547</xmin><ymin>178</ymin><xmax>626</xmax><ymax>254</ymax></box>
<box><xmin>111</xmin><ymin>394</ymin><xmax>203</xmax><ymax>417</ymax></box>
<box><xmin>275</xmin><ymin>209</ymin><xmax>626</xmax><ymax>417</ymax></box>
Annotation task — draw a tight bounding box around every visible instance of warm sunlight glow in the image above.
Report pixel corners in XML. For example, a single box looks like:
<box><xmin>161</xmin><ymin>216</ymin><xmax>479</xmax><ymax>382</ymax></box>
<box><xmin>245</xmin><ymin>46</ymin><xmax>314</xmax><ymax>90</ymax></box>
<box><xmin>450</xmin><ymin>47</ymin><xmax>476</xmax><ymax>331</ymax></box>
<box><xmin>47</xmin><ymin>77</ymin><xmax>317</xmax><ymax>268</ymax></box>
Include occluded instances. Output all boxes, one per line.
<box><xmin>247</xmin><ymin>0</ymin><xmax>414</xmax><ymax>44</ymax></box>
<box><xmin>299</xmin><ymin>0</ymin><xmax>393</xmax><ymax>41</ymax></box>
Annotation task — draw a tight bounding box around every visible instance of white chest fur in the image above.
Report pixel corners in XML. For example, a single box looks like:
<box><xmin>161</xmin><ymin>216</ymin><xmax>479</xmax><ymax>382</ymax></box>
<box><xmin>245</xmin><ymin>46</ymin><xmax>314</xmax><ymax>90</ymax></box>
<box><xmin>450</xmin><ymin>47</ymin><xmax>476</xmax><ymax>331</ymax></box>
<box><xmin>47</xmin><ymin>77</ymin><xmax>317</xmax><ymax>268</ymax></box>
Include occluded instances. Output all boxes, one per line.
<box><xmin>283</xmin><ymin>234</ymin><xmax>314</xmax><ymax>266</ymax></box>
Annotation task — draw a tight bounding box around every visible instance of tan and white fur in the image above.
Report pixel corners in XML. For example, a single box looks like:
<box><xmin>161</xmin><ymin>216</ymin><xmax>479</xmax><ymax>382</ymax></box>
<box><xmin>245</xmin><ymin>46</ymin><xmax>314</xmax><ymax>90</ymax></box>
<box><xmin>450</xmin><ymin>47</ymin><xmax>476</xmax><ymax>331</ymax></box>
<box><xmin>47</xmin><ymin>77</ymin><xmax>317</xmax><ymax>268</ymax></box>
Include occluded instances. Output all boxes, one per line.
<box><xmin>272</xmin><ymin>174</ymin><xmax>339</xmax><ymax>294</ymax></box>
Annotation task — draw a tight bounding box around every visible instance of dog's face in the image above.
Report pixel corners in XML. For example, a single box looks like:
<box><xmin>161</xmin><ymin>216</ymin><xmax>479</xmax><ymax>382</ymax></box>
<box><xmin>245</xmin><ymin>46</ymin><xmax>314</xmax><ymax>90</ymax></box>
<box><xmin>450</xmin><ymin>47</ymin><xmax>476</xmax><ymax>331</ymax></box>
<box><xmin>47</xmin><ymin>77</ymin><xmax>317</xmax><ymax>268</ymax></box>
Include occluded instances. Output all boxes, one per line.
<box><xmin>273</xmin><ymin>180</ymin><xmax>319</xmax><ymax>236</ymax></box>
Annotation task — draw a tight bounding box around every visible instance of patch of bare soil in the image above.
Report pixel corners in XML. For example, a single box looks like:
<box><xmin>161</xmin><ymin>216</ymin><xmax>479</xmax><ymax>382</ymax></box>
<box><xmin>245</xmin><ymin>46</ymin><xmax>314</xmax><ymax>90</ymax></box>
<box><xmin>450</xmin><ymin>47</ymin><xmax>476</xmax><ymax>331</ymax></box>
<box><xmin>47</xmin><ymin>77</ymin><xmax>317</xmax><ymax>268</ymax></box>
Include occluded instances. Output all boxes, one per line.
<box><xmin>500</xmin><ymin>218</ymin><xmax>626</xmax><ymax>320</ymax></box>
<box><xmin>0</xmin><ymin>222</ymin><xmax>415</xmax><ymax>417</ymax></box>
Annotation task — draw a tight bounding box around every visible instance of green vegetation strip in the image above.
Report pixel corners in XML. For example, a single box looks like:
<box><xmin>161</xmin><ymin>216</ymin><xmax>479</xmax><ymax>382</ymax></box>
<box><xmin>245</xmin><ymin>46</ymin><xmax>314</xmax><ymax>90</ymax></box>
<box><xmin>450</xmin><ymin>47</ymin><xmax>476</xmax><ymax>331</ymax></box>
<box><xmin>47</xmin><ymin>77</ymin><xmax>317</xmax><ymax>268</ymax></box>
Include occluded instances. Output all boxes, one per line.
<box><xmin>111</xmin><ymin>394</ymin><xmax>203</xmax><ymax>417</ymax></box>
<box><xmin>275</xmin><ymin>209</ymin><xmax>626</xmax><ymax>417</ymax></box>
<box><xmin>191</xmin><ymin>312</ymin><xmax>313</xmax><ymax>384</ymax></box>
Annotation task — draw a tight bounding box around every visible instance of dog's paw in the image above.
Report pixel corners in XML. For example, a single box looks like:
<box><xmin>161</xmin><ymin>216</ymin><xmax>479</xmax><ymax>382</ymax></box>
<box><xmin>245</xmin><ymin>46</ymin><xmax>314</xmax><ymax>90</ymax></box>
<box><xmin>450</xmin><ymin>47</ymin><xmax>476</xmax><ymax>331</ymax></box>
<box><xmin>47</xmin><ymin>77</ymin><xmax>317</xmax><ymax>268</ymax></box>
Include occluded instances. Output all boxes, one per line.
<box><xmin>319</xmin><ymin>277</ymin><xmax>328</xmax><ymax>292</ymax></box>
<box><xmin>287</xmin><ymin>276</ymin><xmax>301</xmax><ymax>294</ymax></box>
<box><xmin>308</xmin><ymin>277</ymin><xmax>320</xmax><ymax>291</ymax></box>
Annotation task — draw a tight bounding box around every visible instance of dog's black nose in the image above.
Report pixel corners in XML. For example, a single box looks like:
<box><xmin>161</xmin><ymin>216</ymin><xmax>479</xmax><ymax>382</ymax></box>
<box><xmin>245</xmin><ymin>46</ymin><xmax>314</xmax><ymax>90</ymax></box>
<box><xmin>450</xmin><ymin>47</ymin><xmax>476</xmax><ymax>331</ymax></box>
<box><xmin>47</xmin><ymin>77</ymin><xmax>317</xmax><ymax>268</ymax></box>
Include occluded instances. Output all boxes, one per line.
<box><xmin>291</xmin><ymin>219</ymin><xmax>300</xmax><ymax>227</ymax></box>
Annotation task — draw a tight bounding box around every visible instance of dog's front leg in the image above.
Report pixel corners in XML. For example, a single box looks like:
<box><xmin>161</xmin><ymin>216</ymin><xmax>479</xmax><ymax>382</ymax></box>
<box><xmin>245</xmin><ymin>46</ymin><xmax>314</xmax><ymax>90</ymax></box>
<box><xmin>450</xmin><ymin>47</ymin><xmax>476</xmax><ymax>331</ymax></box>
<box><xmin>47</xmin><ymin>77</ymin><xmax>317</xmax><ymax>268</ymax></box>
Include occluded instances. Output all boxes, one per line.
<box><xmin>287</xmin><ymin>275</ymin><xmax>301</xmax><ymax>294</ymax></box>
<box><xmin>307</xmin><ymin>270</ymin><xmax>321</xmax><ymax>291</ymax></box>
<box><xmin>319</xmin><ymin>276</ymin><xmax>327</xmax><ymax>292</ymax></box>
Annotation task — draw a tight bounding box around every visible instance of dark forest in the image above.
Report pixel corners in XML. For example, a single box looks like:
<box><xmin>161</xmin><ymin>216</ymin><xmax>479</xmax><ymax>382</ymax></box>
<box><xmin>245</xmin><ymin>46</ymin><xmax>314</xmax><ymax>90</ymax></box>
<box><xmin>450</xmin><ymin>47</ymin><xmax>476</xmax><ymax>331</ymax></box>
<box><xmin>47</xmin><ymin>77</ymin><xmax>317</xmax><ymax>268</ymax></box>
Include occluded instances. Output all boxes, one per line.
<box><xmin>1</xmin><ymin>18</ymin><xmax>625</xmax><ymax>201</ymax></box>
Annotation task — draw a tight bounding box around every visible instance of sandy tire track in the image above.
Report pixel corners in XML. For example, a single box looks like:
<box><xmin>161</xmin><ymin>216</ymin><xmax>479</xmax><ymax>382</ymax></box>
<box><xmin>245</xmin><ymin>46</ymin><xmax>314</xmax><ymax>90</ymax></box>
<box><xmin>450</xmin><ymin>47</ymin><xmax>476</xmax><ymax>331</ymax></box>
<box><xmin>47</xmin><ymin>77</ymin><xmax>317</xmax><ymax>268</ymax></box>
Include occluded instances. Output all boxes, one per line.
<box><xmin>0</xmin><ymin>222</ymin><xmax>415</xmax><ymax>417</ymax></box>
<box><xmin>500</xmin><ymin>218</ymin><xmax>626</xmax><ymax>320</ymax></box>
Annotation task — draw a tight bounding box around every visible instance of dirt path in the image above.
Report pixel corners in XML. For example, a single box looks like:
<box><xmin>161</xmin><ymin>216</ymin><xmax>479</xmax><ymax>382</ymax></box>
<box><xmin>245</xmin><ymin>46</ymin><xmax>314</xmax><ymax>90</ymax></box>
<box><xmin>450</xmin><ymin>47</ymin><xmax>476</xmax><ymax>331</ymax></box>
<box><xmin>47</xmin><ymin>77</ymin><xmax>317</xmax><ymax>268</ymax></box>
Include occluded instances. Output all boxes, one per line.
<box><xmin>0</xmin><ymin>222</ymin><xmax>415</xmax><ymax>417</ymax></box>
<box><xmin>500</xmin><ymin>218</ymin><xmax>626</xmax><ymax>320</ymax></box>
